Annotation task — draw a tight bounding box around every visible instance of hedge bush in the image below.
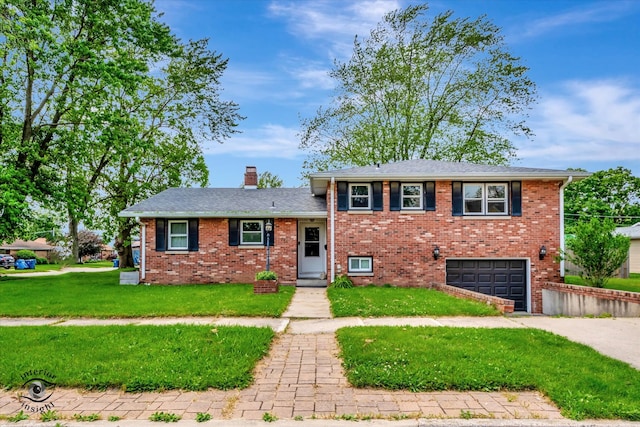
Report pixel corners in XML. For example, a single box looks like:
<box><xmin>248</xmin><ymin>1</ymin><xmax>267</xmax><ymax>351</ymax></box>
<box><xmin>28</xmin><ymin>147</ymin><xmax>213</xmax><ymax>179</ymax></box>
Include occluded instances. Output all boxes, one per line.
<box><xmin>15</xmin><ymin>250</ymin><xmax>37</xmax><ymax>260</ymax></box>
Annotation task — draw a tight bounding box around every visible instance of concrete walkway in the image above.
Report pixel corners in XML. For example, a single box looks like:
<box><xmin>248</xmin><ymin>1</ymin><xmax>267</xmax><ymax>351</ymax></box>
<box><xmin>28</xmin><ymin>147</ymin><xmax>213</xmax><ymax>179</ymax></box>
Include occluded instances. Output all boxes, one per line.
<box><xmin>2</xmin><ymin>287</ymin><xmax>640</xmax><ymax>425</ymax></box>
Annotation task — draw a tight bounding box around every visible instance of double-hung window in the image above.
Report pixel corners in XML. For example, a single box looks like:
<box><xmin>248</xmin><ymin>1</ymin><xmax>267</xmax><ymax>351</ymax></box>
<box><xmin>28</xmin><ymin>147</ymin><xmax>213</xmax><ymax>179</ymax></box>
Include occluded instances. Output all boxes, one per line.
<box><xmin>349</xmin><ymin>184</ymin><xmax>371</xmax><ymax>209</ymax></box>
<box><xmin>401</xmin><ymin>184</ymin><xmax>423</xmax><ymax>209</ymax></box>
<box><xmin>168</xmin><ymin>220</ymin><xmax>189</xmax><ymax>250</ymax></box>
<box><xmin>463</xmin><ymin>183</ymin><xmax>508</xmax><ymax>215</ymax></box>
<box><xmin>240</xmin><ymin>220</ymin><xmax>263</xmax><ymax>245</ymax></box>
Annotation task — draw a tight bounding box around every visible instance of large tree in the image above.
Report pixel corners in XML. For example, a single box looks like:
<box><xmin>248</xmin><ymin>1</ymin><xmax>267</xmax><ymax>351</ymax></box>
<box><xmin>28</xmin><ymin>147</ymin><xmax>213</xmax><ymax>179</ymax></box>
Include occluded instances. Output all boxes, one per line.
<box><xmin>565</xmin><ymin>167</ymin><xmax>640</xmax><ymax>228</ymax></box>
<box><xmin>0</xmin><ymin>0</ymin><xmax>175</xmax><ymax>241</ymax></box>
<box><xmin>0</xmin><ymin>0</ymin><xmax>242</xmax><ymax>264</ymax></box>
<box><xmin>299</xmin><ymin>4</ymin><xmax>536</xmax><ymax>174</ymax></box>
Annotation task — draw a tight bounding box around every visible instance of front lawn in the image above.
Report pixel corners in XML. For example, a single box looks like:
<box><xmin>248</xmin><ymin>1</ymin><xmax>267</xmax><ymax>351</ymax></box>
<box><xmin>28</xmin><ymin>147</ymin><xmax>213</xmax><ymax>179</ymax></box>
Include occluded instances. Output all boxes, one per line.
<box><xmin>337</xmin><ymin>326</ymin><xmax>640</xmax><ymax>420</ymax></box>
<box><xmin>565</xmin><ymin>273</ymin><xmax>640</xmax><ymax>293</ymax></box>
<box><xmin>0</xmin><ymin>325</ymin><xmax>273</xmax><ymax>391</ymax></box>
<box><xmin>0</xmin><ymin>271</ymin><xmax>294</xmax><ymax>317</ymax></box>
<box><xmin>328</xmin><ymin>285</ymin><xmax>500</xmax><ymax>317</ymax></box>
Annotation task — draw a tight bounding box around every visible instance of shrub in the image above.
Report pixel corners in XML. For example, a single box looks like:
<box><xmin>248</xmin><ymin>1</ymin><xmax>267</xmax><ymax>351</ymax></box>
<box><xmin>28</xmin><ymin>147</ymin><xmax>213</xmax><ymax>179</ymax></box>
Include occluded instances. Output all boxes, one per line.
<box><xmin>564</xmin><ymin>218</ymin><xmax>631</xmax><ymax>288</ymax></box>
<box><xmin>331</xmin><ymin>274</ymin><xmax>353</xmax><ymax>288</ymax></box>
<box><xmin>255</xmin><ymin>270</ymin><xmax>278</xmax><ymax>281</ymax></box>
<box><xmin>36</xmin><ymin>257</ymin><xmax>48</xmax><ymax>265</ymax></box>
<box><xmin>15</xmin><ymin>249</ymin><xmax>36</xmax><ymax>260</ymax></box>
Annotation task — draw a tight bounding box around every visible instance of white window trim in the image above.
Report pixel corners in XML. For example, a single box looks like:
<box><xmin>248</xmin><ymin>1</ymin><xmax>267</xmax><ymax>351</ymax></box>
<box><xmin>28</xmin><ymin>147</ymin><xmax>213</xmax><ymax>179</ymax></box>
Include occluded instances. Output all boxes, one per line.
<box><xmin>168</xmin><ymin>220</ymin><xmax>188</xmax><ymax>250</ymax></box>
<box><xmin>463</xmin><ymin>183</ymin><xmax>508</xmax><ymax>216</ymax></box>
<box><xmin>349</xmin><ymin>183</ymin><xmax>372</xmax><ymax>210</ymax></box>
<box><xmin>348</xmin><ymin>256</ymin><xmax>373</xmax><ymax>273</ymax></box>
<box><xmin>401</xmin><ymin>183</ymin><xmax>423</xmax><ymax>210</ymax></box>
<box><xmin>240</xmin><ymin>220</ymin><xmax>264</xmax><ymax>245</ymax></box>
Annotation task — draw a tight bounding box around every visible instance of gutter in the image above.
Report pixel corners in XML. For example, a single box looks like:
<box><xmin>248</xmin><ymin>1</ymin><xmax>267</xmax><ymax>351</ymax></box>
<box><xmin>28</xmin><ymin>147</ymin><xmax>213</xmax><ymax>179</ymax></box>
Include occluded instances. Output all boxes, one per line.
<box><xmin>135</xmin><ymin>217</ymin><xmax>146</xmax><ymax>281</ymax></box>
<box><xmin>559</xmin><ymin>176</ymin><xmax>573</xmax><ymax>277</ymax></box>
<box><xmin>330</xmin><ymin>176</ymin><xmax>335</xmax><ymax>283</ymax></box>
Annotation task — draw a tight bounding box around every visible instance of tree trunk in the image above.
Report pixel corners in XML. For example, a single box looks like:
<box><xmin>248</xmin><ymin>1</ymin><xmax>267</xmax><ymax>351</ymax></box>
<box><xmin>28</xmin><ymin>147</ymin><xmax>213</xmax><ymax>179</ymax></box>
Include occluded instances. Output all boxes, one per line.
<box><xmin>115</xmin><ymin>223</ymin><xmax>135</xmax><ymax>268</ymax></box>
<box><xmin>68</xmin><ymin>214</ymin><xmax>80</xmax><ymax>264</ymax></box>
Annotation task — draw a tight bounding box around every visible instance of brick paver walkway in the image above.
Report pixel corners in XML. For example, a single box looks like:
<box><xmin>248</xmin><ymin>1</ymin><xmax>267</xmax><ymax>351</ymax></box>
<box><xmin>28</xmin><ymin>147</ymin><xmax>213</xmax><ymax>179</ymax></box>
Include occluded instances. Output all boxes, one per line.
<box><xmin>0</xmin><ymin>332</ymin><xmax>562</xmax><ymax>422</ymax></box>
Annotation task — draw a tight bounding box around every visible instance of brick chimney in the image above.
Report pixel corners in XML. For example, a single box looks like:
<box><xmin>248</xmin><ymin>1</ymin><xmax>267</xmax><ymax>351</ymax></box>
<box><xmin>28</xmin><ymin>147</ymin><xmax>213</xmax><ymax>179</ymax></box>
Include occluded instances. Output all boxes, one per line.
<box><xmin>244</xmin><ymin>166</ymin><xmax>258</xmax><ymax>189</ymax></box>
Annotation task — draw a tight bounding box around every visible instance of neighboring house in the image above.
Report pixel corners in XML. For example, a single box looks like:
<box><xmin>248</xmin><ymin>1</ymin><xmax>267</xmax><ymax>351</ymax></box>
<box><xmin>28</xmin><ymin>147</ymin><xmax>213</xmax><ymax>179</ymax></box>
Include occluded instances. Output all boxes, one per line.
<box><xmin>616</xmin><ymin>223</ymin><xmax>640</xmax><ymax>274</ymax></box>
<box><xmin>0</xmin><ymin>238</ymin><xmax>55</xmax><ymax>260</ymax></box>
<box><xmin>120</xmin><ymin>161</ymin><xmax>588</xmax><ymax>313</ymax></box>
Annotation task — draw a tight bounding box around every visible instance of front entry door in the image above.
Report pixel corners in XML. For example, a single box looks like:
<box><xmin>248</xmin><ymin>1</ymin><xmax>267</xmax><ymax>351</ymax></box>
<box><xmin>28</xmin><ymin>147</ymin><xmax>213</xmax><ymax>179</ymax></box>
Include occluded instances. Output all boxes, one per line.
<box><xmin>298</xmin><ymin>221</ymin><xmax>327</xmax><ymax>279</ymax></box>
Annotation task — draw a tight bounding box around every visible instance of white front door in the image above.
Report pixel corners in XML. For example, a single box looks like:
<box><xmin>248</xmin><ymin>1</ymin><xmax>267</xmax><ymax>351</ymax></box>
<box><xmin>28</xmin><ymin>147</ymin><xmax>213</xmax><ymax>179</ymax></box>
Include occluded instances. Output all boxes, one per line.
<box><xmin>298</xmin><ymin>220</ymin><xmax>326</xmax><ymax>279</ymax></box>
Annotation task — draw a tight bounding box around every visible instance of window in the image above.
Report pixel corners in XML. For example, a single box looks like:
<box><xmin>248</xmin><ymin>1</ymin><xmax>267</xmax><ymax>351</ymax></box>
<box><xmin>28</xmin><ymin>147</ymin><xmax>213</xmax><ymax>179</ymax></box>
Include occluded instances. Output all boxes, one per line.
<box><xmin>463</xmin><ymin>183</ymin><xmax>508</xmax><ymax>215</ymax></box>
<box><xmin>168</xmin><ymin>220</ymin><xmax>188</xmax><ymax>250</ymax></box>
<box><xmin>240</xmin><ymin>220</ymin><xmax>263</xmax><ymax>245</ymax></box>
<box><xmin>402</xmin><ymin>184</ymin><xmax>423</xmax><ymax>209</ymax></box>
<box><xmin>349</xmin><ymin>184</ymin><xmax>371</xmax><ymax>209</ymax></box>
<box><xmin>348</xmin><ymin>256</ymin><xmax>373</xmax><ymax>273</ymax></box>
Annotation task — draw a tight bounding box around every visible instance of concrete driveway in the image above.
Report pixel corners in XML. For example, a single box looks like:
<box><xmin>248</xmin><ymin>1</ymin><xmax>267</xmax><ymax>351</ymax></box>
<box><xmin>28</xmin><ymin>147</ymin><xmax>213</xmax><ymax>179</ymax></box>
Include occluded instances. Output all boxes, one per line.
<box><xmin>513</xmin><ymin>316</ymin><xmax>640</xmax><ymax>370</ymax></box>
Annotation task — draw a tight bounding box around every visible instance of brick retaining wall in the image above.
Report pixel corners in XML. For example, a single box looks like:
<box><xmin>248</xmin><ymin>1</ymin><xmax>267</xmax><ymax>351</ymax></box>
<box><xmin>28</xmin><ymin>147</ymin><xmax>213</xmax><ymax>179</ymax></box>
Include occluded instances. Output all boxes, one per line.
<box><xmin>542</xmin><ymin>282</ymin><xmax>640</xmax><ymax>317</ymax></box>
<box><xmin>431</xmin><ymin>282</ymin><xmax>515</xmax><ymax>314</ymax></box>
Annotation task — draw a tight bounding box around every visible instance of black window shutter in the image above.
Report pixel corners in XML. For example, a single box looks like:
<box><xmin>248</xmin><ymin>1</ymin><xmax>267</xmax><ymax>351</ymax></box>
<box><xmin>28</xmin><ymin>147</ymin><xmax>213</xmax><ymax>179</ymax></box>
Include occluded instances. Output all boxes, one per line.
<box><xmin>188</xmin><ymin>219</ymin><xmax>199</xmax><ymax>251</ymax></box>
<box><xmin>264</xmin><ymin>219</ymin><xmax>275</xmax><ymax>246</ymax></box>
<box><xmin>389</xmin><ymin>182</ymin><xmax>401</xmax><ymax>211</ymax></box>
<box><xmin>337</xmin><ymin>181</ymin><xmax>348</xmax><ymax>211</ymax></box>
<box><xmin>424</xmin><ymin>181</ymin><xmax>436</xmax><ymax>211</ymax></box>
<box><xmin>372</xmin><ymin>181</ymin><xmax>383</xmax><ymax>211</ymax></box>
<box><xmin>452</xmin><ymin>181</ymin><xmax>463</xmax><ymax>216</ymax></box>
<box><xmin>228</xmin><ymin>219</ymin><xmax>239</xmax><ymax>246</ymax></box>
<box><xmin>156</xmin><ymin>219</ymin><xmax>166</xmax><ymax>251</ymax></box>
<box><xmin>511</xmin><ymin>181</ymin><xmax>522</xmax><ymax>217</ymax></box>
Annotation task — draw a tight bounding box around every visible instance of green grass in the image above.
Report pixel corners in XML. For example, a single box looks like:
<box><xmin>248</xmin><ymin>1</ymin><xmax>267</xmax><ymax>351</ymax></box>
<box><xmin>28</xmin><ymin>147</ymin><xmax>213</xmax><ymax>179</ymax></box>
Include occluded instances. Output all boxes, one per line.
<box><xmin>328</xmin><ymin>285</ymin><xmax>500</xmax><ymax>317</ymax></box>
<box><xmin>336</xmin><ymin>326</ymin><xmax>640</xmax><ymax>420</ymax></box>
<box><xmin>1</xmin><ymin>263</ymin><xmax>63</xmax><ymax>274</ymax></box>
<box><xmin>0</xmin><ymin>325</ymin><xmax>274</xmax><ymax>391</ymax></box>
<box><xmin>0</xmin><ymin>271</ymin><xmax>294</xmax><ymax>317</ymax></box>
<box><xmin>565</xmin><ymin>273</ymin><xmax>640</xmax><ymax>293</ymax></box>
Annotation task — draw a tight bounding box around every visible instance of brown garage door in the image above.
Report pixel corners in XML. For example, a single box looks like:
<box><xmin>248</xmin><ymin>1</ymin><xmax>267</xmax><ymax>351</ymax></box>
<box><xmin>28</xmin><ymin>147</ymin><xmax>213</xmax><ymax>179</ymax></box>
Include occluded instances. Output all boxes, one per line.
<box><xmin>446</xmin><ymin>259</ymin><xmax>527</xmax><ymax>311</ymax></box>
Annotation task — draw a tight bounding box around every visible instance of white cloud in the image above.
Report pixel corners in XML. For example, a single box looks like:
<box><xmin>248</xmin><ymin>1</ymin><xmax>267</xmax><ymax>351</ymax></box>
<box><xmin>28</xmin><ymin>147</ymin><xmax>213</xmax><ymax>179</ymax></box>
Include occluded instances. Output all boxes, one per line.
<box><xmin>268</xmin><ymin>0</ymin><xmax>401</xmax><ymax>59</ymax></box>
<box><xmin>518</xmin><ymin>1</ymin><xmax>638</xmax><ymax>39</ymax></box>
<box><xmin>517</xmin><ymin>80</ymin><xmax>640</xmax><ymax>166</ymax></box>
<box><xmin>204</xmin><ymin>124</ymin><xmax>301</xmax><ymax>159</ymax></box>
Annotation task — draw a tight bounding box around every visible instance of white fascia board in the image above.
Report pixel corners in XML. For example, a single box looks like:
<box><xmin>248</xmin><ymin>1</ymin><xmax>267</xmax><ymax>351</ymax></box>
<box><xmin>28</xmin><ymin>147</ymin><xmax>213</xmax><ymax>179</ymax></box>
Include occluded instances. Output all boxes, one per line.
<box><xmin>119</xmin><ymin>211</ymin><xmax>328</xmax><ymax>219</ymax></box>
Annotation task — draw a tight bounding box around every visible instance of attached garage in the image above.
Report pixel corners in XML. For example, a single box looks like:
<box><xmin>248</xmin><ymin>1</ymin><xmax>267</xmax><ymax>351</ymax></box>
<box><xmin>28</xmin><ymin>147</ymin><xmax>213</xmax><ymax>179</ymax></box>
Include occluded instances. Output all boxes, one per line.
<box><xmin>446</xmin><ymin>259</ymin><xmax>528</xmax><ymax>312</ymax></box>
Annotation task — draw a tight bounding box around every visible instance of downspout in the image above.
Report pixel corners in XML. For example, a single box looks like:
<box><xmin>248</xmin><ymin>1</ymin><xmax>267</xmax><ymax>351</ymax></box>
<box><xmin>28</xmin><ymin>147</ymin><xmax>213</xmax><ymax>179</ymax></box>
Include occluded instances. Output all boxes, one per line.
<box><xmin>330</xmin><ymin>177</ymin><xmax>335</xmax><ymax>283</ymax></box>
<box><xmin>136</xmin><ymin>217</ymin><xmax>146</xmax><ymax>281</ymax></box>
<box><xmin>559</xmin><ymin>176</ymin><xmax>573</xmax><ymax>278</ymax></box>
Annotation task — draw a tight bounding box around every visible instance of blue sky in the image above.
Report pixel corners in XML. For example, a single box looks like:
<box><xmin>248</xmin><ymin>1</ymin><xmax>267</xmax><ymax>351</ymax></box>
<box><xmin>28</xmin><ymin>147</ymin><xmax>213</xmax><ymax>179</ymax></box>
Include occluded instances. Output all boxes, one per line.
<box><xmin>154</xmin><ymin>0</ymin><xmax>640</xmax><ymax>187</ymax></box>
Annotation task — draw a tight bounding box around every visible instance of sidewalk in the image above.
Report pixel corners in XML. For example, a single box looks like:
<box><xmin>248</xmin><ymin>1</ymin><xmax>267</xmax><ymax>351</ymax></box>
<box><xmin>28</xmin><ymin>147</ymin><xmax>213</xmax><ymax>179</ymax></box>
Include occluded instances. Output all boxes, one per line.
<box><xmin>1</xmin><ymin>288</ymin><xmax>638</xmax><ymax>425</ymax></box>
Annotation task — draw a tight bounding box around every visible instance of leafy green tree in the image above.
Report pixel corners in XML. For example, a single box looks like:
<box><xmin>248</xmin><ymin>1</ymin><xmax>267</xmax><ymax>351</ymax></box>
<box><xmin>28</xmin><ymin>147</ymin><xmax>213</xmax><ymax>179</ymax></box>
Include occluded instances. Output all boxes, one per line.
<box><xmin>258</xmin><ymin>171</ymin><xmax>284</xmax><ymax>188</ymax></box>
<box><xmin>0</xmin><ymin>0</ymin><xmax>176</xmax><ymax>241</ymax></box>
<box><xmin>565</xmin><ymin>167</ymin><xmax>640</xmax><ymax>228</ymax></box>
<box><xmin>299</xmin><ymin>3</ymin><xmax>536</xmax><ymax>174</ymax></box>
<box><xmin>564</xmin><ymin>218</ymin><xmax>630</xmax><ymax>288</ymax></box>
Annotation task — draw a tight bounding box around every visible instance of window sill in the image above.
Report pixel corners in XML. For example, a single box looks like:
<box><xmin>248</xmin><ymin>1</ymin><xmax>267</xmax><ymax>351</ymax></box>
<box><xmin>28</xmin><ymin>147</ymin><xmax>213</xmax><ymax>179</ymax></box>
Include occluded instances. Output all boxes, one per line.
<box><xmin>462</xmin><ymin>215</ymin><xmax>511</xmax><ymax>220</ymax></box>
<box><xmin>166</xmin><ymin>250</ymin><xmax>189</xmax><ymax>254</ymax></box>
<box><xmin>237</xmin><ymin>244</ymin><xmax>265</xmax><ymax>249</ymax></box>
<box><xmin>348</xmin><ymin>272</ymin><xmax>374</xmax><ymax>277</ymax></box>
<box><xmin>347</xmin><ymin>210</ymin><xmax>374</xmax><ymax>215</ymax></box>
<box><xmin>399</xmin><ymin>210</ymin><xmax>425</xmax><ymax>214</ymax></box>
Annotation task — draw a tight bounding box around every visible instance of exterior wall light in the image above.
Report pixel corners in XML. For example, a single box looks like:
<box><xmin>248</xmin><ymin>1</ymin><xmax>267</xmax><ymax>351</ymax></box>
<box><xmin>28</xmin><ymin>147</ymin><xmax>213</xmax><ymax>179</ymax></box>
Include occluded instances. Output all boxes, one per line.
<box><xmin>539</xmin><ymin>245</ymin><xmax>547</xmax><ymax>260</ymax></box>
<box><xmin>433</xmin><ymin>246</ymin><xmax>440</xmax><ymax>260</ymax></box>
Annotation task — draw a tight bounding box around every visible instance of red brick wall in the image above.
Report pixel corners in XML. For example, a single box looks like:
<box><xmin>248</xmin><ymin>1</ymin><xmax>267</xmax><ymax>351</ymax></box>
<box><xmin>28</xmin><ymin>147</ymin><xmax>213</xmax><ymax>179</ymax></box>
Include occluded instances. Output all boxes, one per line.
<box><xmin>327</xmin><ymin>180</ymin><xmax>563</xmax><ymax>313</ymax></box>
<box><xmin>141</xmin><ymin>218</ymin><xmax>298</xmax><ymax>285</ymax></box>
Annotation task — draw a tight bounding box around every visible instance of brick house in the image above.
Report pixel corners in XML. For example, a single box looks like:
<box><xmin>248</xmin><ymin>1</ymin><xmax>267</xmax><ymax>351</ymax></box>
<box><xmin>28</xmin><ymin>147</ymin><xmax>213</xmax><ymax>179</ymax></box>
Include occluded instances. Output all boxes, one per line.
<box><xmin>119</xmin><ymin>160</ymin><xmax>588</xmax><ymax>313</ymax></box>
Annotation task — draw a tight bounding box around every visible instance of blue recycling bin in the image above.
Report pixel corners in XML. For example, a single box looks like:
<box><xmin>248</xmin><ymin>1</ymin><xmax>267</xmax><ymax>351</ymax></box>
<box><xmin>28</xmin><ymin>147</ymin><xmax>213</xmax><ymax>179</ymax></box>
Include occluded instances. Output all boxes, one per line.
<box><xmin>15</xmin><ymin>259</ymin><xmax>27</xmax><ymax>270</ymax></box>
<box><xmin>113</xmin><ymin>259</ymin><xmax>119</xmax><ymax>267</ymax></box>
<box><xmin>25</xmin><ymin>259</ymin><xmax>36</xmax><ymax>269</ymax></box>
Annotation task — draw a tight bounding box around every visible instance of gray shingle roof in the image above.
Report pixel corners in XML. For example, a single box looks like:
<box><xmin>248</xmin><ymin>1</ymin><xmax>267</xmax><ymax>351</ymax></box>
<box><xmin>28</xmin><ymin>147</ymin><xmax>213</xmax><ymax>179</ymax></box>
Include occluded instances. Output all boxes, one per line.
<box><xmin>616</xmin><ymin>223</ymin><xmax>640</xmax><ymax>239</ymax></box>
<box><xmin>309</xmin><ymin>159</ymin><xmax>590</xmax><ymax>195</ymax></box>
<box><xmin>119</xmin><ymin>188</ymin><xmax>326</xmax><ymax>218</ymax></box>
